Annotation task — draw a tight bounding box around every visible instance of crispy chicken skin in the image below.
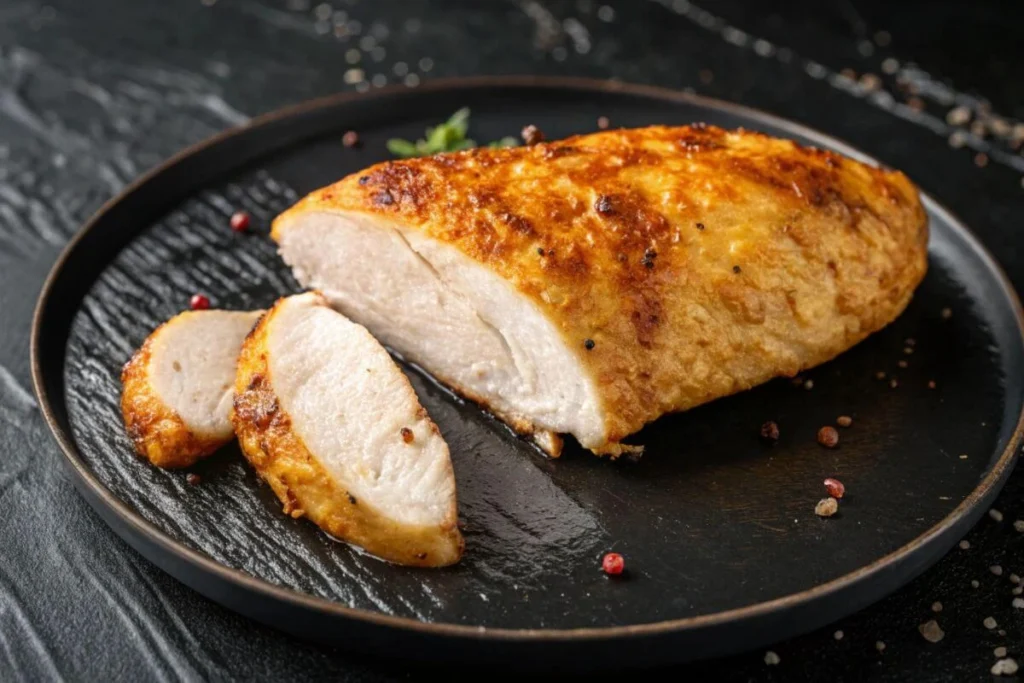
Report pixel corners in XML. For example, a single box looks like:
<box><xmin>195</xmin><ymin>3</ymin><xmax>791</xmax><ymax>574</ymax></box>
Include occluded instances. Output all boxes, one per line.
<box><xmin>274</xmin><ymin>124</ymin><xmax>928</xmax><ymax>456</ymax></box>
<box><xmin>231</xmin><ymin>293</ymin><xmax>463</xmax><ymax>566</ymax></box>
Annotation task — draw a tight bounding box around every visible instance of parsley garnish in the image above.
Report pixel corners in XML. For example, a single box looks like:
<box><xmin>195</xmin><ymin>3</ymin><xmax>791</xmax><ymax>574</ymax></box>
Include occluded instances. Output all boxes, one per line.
<box><xmin>386</xmin><ymin>108</ymin><xmax>518</xmax><ymax>158</ymax></box>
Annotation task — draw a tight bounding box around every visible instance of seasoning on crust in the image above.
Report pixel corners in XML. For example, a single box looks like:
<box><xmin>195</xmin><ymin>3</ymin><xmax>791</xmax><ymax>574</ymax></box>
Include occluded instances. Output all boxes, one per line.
<box><xmin>231</xmin><ymin>292</ymin><xmax>463</xmax><ymax>567</ymax></box>
<box><xmin>273</xmin><ymin>124</ymin><xmax>928</xmax><ymax>457</ymax></box>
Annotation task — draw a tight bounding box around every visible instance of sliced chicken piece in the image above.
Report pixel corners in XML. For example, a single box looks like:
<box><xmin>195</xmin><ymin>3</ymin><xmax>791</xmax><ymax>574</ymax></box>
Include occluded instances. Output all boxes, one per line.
<box><xmin>273</xmin><ymin>124</ymin><xmax>928</xmax><ymax>457</ymax></box>
<box><xmin>231</xmin><ymin>292</ymin><xmax>463</xmax><ymax>567</ymax></box>
<box><xmin>121</xmin><ymin>309</ymin><xmax>262</xmax><ymax>468</ymax></box>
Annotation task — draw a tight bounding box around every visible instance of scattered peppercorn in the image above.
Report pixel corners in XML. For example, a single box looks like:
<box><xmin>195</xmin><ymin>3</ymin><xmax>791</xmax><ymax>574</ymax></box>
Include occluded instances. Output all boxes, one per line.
<box><xmin>537</xmin><ymin>247</ymin><xmax>545</xmax><ymax>255</ymax></box>
<box><xmin>400</xmin><ymin>427</ymin><xmax>414</xmax><ymax>444</ymax></box>
<box><xmin>342</xmin><ymin>130</ymin><xmax>361</xmax><ymax>147</ymax></box>
<box><xmin>348</xmin><ymin>492</ymin><xmax>357</xmax><ymax>505</ymax></box>
<box><xmin>186</xmin><ymin>473</ymin><xmax>201</xmax><ymax>485</ymax></box>
<box><xmin>695</xmin><ymin>222</ymin><xmax>705</xmax><ymax>230</ymax></box>
<box><xmin>584</xmin><ymin>338</ymin><xmax>596</xmax><ymax>350</ymax></box>
<box><xmin>641</xmin><ymin>248</ymin><xmax>657</xmax><ymax>269</ymax></box>
<box><xmin>824</xmin><ymin>477</ymin><xmax>845</xmax><ymax>499</ymax></box>
<box><xmin>836</xmin><ymin>415</ymin><xmax>853</xmax><ymax>428</ymax></box>
<box><xmin>815</xmin><ymin>497</ymin><xmax>839</xmax><ymax>517</ymax></box>
<box><xmin>189</xmin><ymin>293</ymin><xmax>210</xmax><ymax>310</ymax></box>
<box><xmin>597</xmin><ymin>116</ymin><xmax>610</xmax><ymax>129</ymax></box>
<box><xmin>594</xmin><ymin>194</ymin><xmax>613</xmax><ymax>214</ymax></box>
<box><xmin>601</xmin><ymin>552</ymin><xmax>625</xmax><ymax>576</ymax></box>
<box><xmin>521</xmin><ymin>124</ymin><xmax>545</xmax><ymax>145</ymax></box>
<box><xmin>817</xmin><ymin>426</ymin><xmax>839</xmax><ymax>448</ymax></box>
<box><xmin>759</xmin><ymin>420</ymin><xmax>780</xmax><ymax>444</ymax></box>
<box><xmin>230</xmin><ymin>211</ymin><xmax>250</xmax><ymax>233</ymax></box>
<box><xmin>732</xmin><ymin>265</ymin><xmax>742</xmax><ymax>274</ymax></box>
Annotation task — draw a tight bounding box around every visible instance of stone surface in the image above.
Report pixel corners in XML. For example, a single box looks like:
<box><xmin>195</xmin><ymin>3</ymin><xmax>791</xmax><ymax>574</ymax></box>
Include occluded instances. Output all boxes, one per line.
<box><xmin>1</xmin><ymin>1</ymin><xmax>1022</xmax><ymax>680</ymax></box>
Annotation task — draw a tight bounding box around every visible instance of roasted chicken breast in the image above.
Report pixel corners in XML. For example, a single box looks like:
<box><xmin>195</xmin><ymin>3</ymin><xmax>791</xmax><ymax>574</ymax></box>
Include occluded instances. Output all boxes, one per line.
<box><xmin>121</xmin><ymin>309</ymin><xmax>262</xmax><ymax>468</ymax></box>
<box><xmin>231</xmin><ymin>292</ymin><xmax>463</xmax><ymax>566</ymax></box>
<box><xmin>274</xmin><ymin>124</ymin><xmax>928</xmax><ymax>457</ymax></box>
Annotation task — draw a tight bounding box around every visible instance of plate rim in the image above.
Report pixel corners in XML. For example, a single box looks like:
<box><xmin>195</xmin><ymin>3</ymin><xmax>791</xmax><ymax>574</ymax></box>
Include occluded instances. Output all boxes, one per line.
<box><xmin>30</xmin><ymin>75</ymin><xmax>1024</xmax><ymax>643</ymax></box>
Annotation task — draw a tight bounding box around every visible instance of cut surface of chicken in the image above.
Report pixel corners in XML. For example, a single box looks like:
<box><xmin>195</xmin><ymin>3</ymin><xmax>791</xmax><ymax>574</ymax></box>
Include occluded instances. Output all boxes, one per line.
<box><xmin>277</xmin><ymin>212</ymin><xmax>598</xmax><ymax>456</ymax></box>
<box><xmin>231</xmin><ymin>292</ymin><xmax>462</xmax><ymax>566</ymax></box>
<box><xmin>273</xmin><ymin>124</ymin><xmax>928</xmax><ymax>457</ymax></box>
<box><xmin>121</xmin><ymin>309</ymin><xmax>262</xmax><ymax>468</ymax></box>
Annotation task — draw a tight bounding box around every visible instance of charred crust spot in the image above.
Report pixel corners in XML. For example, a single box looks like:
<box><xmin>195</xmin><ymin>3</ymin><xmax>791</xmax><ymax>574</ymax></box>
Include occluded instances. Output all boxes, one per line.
<box><xmin>400</xmin><ymin>427</ymin><xmax>414</xmax><ymax>444</ymax></box>
<box><xmin>616</xmin><ymin>253</ymin><xmax>627</xmax><ymax>262</ymax></box>
<box><xmin>246</xmin><ymin>374</ymin><xmax>264</xmax><ymax>392</ymax></box>
<box><xmin>542</xmin><ymin>145</ymin><xmax>578</xmax><ymax>160</ymax></box>
<box><xmin>594</xmin><ymin>194</ymin><xmax>614</xmax><ymax>215</ymax></box>
<box><xmin>641</xmin><ymin>247</ymin><xmax>657</xmax><ymax>269</ymax></box>
<box><xmin>372</xmin><ymin>189</ymin><xmax>395</xmax><ymax>206</ymax></box>
<box><xmin>348</xmin><ymin>492</ymin><xmax>357</xmax><ymax>505</ymax></box>
<box><xmin>677</xmin><ymin>124</ymin><xmax>727</xmax><ymax>153</ymax></box>
<box><xmin>695</xmin><ymin>222</ymin><xmax>705</xmax><ymax>231</ymax></box>
<box><xmin>499</xmin><ymin>211</ymin><xmax>534</xmax><ymax>235</ymax></box>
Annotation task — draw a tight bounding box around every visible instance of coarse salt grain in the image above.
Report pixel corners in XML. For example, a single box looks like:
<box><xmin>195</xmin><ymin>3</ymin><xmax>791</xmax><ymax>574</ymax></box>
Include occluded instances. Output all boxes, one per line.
<box><xmin>919</xmin><ymin>620</ymin><xmax>944</xmax><ymax>643</ymax></box>
<box><xmin>990</xmin><ymin>509</ymin><xmax>1004</xmax><ymax>522</ymax></box>
<box><xmin>984</xmin><ymin>616</ymin><xmax>998</xmax><ymax>630</ymax></box>
<box><xmin>875</xmin><ymin>640</ymin><xmax>886</xmax><ymax>652</ymax></box>
<box><xmin>1013</xmin><ymin>598</ymin><xmax>1024</xmax><ymax>609</ymax></box>
<box><xmin>931</xmin><ymin>601</ymin><xmax>942</xmax><ymax>612</ymax></box>
<box><xmin>815</xmin><ymin>497</ymin><xmax>839</xmax><ymax>517</ymax></box>
<box><xmin>992</xmin><ymin>565</ymin><xmax>1004</xmax><ymax>576</ymax></box>
<box><xmin>995</xmin><ymin>646</ymin><xmax>1008</xmax><ymax>658</ymax></box>
<box><xmin>992</xmin><ymin>659</ymin><xmax>1019</xmax><ymax>676</ymax></box>
<box><xmin>764</xmin><ymin>651</ymin><xmax>780</xmax><ymax>666</ymax></box>
<box><xmin>959</xmin><ymin>540</ymin><xmax>971</xmax><ymax>550</ymax></box>
<box><xmin>834</xmin><ymin>630</ymin><xmax>844</xmax><ymax>640</ymax></box>
<box><xmin>1014</xmin><ymin>520</ymin><xmax>1024</xmax><ymax>532</ymax></box>
<box><xmin>1011</xmin><ymin>574</ymin><xmax>1020</xmax><ymax>584</ymax></box>
<box><xmin>972</xmin><ymin>580</ymin><xmax>980</xmax><ymax>588</ymax></box>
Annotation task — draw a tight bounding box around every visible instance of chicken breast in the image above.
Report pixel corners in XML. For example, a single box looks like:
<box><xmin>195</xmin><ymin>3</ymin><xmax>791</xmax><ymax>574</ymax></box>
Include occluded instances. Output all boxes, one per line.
<box><xmin>121</xmin><ymin>309</ymin><xmax>262</xmax><ymax>468</ymax></box>
<box><xmin>231</xmin><ymin>292</ymin><xmax>462</xmax><ymax>566</ymax></box>
<box><xmin>273</xmin><ymin>124</ymin><xmax>928</xmax><ymax>457</ymax></box>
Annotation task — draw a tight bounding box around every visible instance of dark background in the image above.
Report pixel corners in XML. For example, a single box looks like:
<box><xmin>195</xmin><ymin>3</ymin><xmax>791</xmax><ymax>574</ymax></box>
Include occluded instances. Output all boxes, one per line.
<box><xmin>1</xmin><ymin>1</ymin><xmax>1023</xmax><ymax>680</ymax></box>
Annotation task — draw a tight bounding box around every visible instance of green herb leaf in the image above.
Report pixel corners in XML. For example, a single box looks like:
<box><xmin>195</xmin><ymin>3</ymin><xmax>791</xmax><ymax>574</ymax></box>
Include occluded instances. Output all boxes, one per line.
<box><xmin>386</xmin><ymin>109</ymin><xmax>519</xmax><ymax>158</ymax></box>
<box><xmin>386</xmin><ymin>138</ymin><xmax>419</xmax><ymax>158</ymax></box>
<box><xmin>487</xmin><ymin>136</ymin><xmax>519</xmax><ymax>149</ymax></box>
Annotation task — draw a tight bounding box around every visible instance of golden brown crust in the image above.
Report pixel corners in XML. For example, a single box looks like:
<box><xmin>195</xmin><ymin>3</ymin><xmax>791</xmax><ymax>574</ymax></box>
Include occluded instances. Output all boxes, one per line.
<box><xmin>274</xmin><ymin>125</ymin><xmax>928</xmax><ymax>453</ymax></box>
<box><xmin>231</xmin><ymin>296</ymin><xmax>464</xmax><ymax>567</ymax></box>
<box><xmin>120</xmin><ymin>324</ymin><xmax>227</xmax><ymax>469</ymax></box>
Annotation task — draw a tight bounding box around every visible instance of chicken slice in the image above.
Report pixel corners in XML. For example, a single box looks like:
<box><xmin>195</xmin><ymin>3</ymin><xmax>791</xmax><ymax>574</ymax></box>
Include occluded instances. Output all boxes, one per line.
<box><xmin>121</xmin><ymin>309</ymin><xmax>262</xmax><ymax>468</ymax></box>
<box><xmin>272</xmin><ymin>124</ymin><xmax>928</xmax><ymax>457</ymax></box>
<box><xmin>231</xmin><ymin>292</ymin><xmax>463</xmax><ymax>567</ymax></box>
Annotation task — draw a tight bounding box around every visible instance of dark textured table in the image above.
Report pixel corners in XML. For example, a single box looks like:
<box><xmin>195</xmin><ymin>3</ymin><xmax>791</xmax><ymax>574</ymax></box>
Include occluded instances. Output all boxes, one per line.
<box><xmin>2</xmin><ymin>1</ymin><xmax>1022</xmax><ymax>680</ymax></box>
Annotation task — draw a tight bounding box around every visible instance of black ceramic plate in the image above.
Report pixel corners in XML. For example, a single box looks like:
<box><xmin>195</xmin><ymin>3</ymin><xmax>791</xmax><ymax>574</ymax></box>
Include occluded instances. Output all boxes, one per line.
<box><xmin>31</xmin><ymin>77</ymin><xmax>1024</xmax><ymax>670</ymax></box>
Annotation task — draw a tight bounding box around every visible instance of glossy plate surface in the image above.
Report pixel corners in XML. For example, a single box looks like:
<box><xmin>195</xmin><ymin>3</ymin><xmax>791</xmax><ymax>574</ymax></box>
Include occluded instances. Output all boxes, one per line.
<box><xmin>32</xmin><ymin>77</ymin><xmax>1024</xmax><ymax>668</ymax></box>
